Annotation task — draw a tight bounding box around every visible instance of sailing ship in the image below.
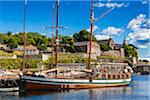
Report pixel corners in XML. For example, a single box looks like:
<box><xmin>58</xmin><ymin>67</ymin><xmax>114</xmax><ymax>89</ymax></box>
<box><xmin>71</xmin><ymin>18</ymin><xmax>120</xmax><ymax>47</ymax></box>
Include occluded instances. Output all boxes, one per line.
<box><xmin>20</xmin><ymin>0</ymin><xmax>133</xmax><ymax>91</ymax></box>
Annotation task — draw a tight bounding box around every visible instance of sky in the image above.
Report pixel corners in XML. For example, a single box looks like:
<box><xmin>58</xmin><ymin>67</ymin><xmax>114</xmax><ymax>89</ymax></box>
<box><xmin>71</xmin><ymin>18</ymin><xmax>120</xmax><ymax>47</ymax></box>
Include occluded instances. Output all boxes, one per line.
<box><xmin>0</xmin><ymin>0</ymin><xmax>149</xmax><ymax>59</ymax></box>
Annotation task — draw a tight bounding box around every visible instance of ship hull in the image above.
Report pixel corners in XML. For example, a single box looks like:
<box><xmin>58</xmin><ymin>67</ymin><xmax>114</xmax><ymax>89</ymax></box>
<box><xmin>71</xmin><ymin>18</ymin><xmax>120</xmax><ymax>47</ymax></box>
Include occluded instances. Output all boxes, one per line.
<box><xmin>20</xmin><ymin>75</ymin><xmax>131</xmax><ymax>91</ymax></box>
<box><xmin>0</xmin><ymin>87</ymin><xmax>19</xmax><ymax>92</ymax></box>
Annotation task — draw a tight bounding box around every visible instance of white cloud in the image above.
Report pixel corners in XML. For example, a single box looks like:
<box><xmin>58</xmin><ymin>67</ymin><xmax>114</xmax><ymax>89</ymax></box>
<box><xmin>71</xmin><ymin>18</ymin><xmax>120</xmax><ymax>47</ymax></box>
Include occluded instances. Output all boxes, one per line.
<box><xmin>95</xmin><ymin>2</ymin><xmax>105</xmax><ymax>8</ymax></box>
<box><xmin>95</xmin><ymin>35</ymin><xmax>110</xmax><ymax>40</ymax></box>
<box><xmin>127</xmin><ymin>14</ymin><xmax>147</xmax><ymax>30</ymax></box>
<box><xmin>128</xmin><ymin>28</ymin><xmax>149</xmax><ymax>40</ymax></box>
<box><xmin>138</xmin><ymin>45</ymin><xmax>148</xmax><ymax>48</ymax></box>
<box><xmin>15</xmin><ymin>32</ymin><xmax>19</xmax><ymax>34</ymax></box>
<box><xmin>143</xmin><ymin>19</ymin><xmax>150</xmax><ymax>28</ymax></box>
<box><xmin>95</xmin><ymin>2</ymin><xmax>127</xmax><ymax>8</ymax></box>
<box><xmin>11</xmin><ymin>32</ymin><xmax>19</xmax><ymax>35</ymax></box>
<box><xmin>87</xmin><ymin>25</ymin><xmax>99</xmax><ymax>32</ymax></box>
<box><xmin>101</xmin><ymin>26</ymin><xmax>123</xmax><ymax>35</ymax></box>
<box><xmin>95</xmin><ymin>26</ymin><xmax>123</xmax><ymax>41</ymax></box>
<box><xmin>142</xmin><ymin>0</ymin><xmax>148</xmax><ymax>4</ymax></box>
<box><xmin>41</xmin><ymin>33</ymin><xmax>46</xmax><ymax>36</ymax></box>
<box><xmin>127</xmin><ymin>14</ymin><xmax>150</xmax><ymax>48</ymax></box>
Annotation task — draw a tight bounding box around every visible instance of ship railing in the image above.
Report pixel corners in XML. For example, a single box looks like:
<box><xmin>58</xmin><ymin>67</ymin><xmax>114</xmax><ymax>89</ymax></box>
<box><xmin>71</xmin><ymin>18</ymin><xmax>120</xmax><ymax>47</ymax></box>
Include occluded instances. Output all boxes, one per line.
<box><xmin>97</xmin><ymin>72</ymin><xmax>131</xmax><ymax>80</ymax></box>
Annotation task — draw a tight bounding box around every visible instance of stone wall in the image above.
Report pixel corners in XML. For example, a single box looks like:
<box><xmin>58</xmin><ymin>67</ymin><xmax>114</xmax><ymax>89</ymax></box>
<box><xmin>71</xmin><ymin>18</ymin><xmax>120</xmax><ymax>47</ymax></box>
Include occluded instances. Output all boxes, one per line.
<box><xmin>42</xmin><ymin>54</ymin><xmax>51</xmax><ymax>61</ymax></box>
<box><xmin>101</xmin><ymin>49</ymin><xmax>125</xmax><ymax>57</ymax></box>
<box><xmin>74</xmin><ymin>41</ymin><xmax>101</xmax><ymax>56</ymax></box>
<box><xmin>120</xmin><ymin>48</ymin><xmax>125</xmax><ymax>57</ymax></box>
<box><xmin>0</xmin><ymin>55</ymin><xmax>17</xmax><ymax>59</ymax></box>
<box><xmin>41</xmin><ymin>53</ymin><xmax>98</xmax><ymax>61</ymax></box>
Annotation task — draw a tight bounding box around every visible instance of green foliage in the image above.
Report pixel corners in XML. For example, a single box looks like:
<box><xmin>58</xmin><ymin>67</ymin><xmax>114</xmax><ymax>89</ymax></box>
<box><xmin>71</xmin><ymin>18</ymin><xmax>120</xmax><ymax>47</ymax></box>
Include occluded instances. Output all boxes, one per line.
<box><xmin>6</xmin><ymin>31</ymin><xmax>12</xmax><ymax>36</ymax></box>
<box><xmin>59</xmin><ymin>53</ymin><xmax>95</xmax><ymax>64</ymax></box>
<box><xmin>59</xmin><ymin>36</ymin><xmax>75</xmax><ymax>52</ymax></box>
<box><xmin>123</xmin><ymin>44</ymin><xmax>138</xmax><ymax>58</ymax></box>
<box><xmin>0</xmin><ymin>50</ymin><xmax>23</xmax><ymax>57</ymax></box>
<box><xmin>26</xmin><ymin>59</ymin><xmax>40</xmax><ymax>68</ymax></box>
<box><xmin>97</xmin><ymin>55</ymin><xmax>126</xmax><ymax>63</ymax></box>
<box><xmin>60</xmin><ymin>36</ymin><xmax>74</xmax><ymax>45</ymax></box>
<box><xmin>7</xmin><ymin>37</ymin><xmax>18</xmax><ymax>50</ymax></box>
<box><xmin>38</xmin><ymin>44</ymin><xmax>47</xmax><ymax>51</ymax></box>
<box><xmin>0</xmin><ymin>58</ymin><xmax>40</xmax><ymax>69</ymax></box>
<box><xmin>0</xmin><ymin>33</ymin><xmax>9</xmax><ymax>44</ymax></box>
<box><xmin>3</xmin><ymin>37</ymin><xmax>9</xmax><ymax>44</ymax></box>
<box><xmin>73</xmin><ymin>30</ymin><xmax>97</xmax><ymax>42</ymax></box>
<box><xmin>0</xmin><ymin>33</ymin><xmax>5</xmax><ymax>42</ymax></box>
<box><xmin>1</xmin><ymin>30</ymin><xmax>97</xmax><ymax>52</ymax></box>
<box><xmin>44</xmin><ymin>53</ymin><xmax>95</xmax><ymax>65</ymax></box>
<box><xmin>0</xmin><ymin>32</ymin><xmax>51</xmax><ymax>51</ymax></box>
<box><xmin>25</xmin><ymin>32</ymin><xmax>50</xmax><ymax>51</ymax></box>
<box><xmin>27</xmin><ymin>38</ymin><xmax>36</xmax><ymax>45</ymax></box>
<box><xmin>100</xmin><ymin>44</ymin><xmax>111</xmax><ymax>51</ymax></box>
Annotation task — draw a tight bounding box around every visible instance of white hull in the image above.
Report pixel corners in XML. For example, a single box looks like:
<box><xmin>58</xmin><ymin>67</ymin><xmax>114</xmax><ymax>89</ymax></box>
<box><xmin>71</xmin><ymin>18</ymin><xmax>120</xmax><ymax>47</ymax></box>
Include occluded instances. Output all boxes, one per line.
<box><xmin>0</xmin><ymin>87</ymin><xmax>19</xmax><ymax>92</ymax></box>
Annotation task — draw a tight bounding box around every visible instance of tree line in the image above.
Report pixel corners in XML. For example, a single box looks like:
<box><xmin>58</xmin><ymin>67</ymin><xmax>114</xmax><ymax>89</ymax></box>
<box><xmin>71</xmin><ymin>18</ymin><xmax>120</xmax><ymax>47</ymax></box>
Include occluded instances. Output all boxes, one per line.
<box><xmin>0</xmin><ymin>30</ymin><xmax>138</xmax><ymax>59</ymax></box>
<box><xmin>0</xmin><ymin>31</ymin><xmax>51</xmax><ymax>51</ymax></box>
<box><xmin>0</xmin><ymin>30</ymin><xmax>96</xmax><ymax>51</ymax></box>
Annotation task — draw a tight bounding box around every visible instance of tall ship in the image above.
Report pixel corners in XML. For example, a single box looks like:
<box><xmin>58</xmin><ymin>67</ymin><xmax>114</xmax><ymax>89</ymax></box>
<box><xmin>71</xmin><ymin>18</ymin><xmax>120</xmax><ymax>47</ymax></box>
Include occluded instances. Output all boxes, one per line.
<box><xmin>20</xmin><ymin>0</ymin><xmax>133</xmax><ymax>91</ymax></box>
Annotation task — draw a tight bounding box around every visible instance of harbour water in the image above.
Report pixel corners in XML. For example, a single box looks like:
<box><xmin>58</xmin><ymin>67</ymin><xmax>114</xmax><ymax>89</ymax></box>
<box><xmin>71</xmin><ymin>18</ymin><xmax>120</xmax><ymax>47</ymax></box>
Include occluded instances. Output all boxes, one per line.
<box><xmin>0</xmin><ymin>75</ymin><xmax>149</xmax><ymax>100</ymax></box>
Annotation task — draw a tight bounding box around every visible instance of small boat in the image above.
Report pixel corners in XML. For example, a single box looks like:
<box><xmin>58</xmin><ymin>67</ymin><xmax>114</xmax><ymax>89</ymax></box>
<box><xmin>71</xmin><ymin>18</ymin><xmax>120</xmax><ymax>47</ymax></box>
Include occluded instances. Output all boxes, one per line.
<box><xmin>0</xmin><ymin>69</ymin><xmax>19</xmax><ymax>92</ymax></box>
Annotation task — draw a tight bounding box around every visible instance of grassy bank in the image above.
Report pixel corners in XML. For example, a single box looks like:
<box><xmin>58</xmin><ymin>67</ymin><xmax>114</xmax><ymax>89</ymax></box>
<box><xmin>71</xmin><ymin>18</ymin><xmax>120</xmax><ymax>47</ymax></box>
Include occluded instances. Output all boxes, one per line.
<box><xmin>0</xmin><ymin>50</ymin><xmax>23</xmax><ymax>57</ymax></box>
<box><xmin>0</xmin><ymin>54</ymin><xmax>131</xmax><ymax>69</ymax></box>
<box><xmin>0</xmin><ymin>58</ymin><xmax>40</xmax><ymax>69</ymax></box>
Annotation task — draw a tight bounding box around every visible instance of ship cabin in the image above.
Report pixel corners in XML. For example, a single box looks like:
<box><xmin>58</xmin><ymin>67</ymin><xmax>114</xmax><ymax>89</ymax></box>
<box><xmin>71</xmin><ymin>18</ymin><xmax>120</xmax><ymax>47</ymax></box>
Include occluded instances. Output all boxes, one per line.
<box><xmin>91</xmin><ymin>62</ymin><xmax>132</xmax><ymax>80</ymax></box>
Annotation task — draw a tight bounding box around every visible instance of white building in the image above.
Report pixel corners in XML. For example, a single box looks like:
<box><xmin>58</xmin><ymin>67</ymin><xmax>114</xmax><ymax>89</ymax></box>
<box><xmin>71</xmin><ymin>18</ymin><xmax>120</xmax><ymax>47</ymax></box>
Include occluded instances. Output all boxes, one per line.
<box><xmin>25</xmin><ymin>44</ymin><xmax>39</xmax><ymax>55</ymax></box>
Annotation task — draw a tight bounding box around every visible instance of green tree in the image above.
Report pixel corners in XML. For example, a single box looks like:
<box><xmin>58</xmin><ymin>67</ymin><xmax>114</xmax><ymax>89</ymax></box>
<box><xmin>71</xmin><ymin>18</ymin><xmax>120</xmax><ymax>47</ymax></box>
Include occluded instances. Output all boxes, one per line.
<box><xmin>123</xmin><ymin>44</ymin><xmax>138</xmax><ymax>59</ymax></box>
<box><xmin>6</xmin><ymin>31</ymin><xmax>12</xmax><ymax>36</ymax></box>
<box><xmin>27</xmin><ymin>38</ymin><xmax>36</xmax><ymax>45</ymax></box>
<box><xmin>60</xmin><ymin>36</ymin><xmax>73</xmax><ymax>44</ymax></box>
<box><xmin>0</xmin><ymin>33</ymin><xmax>6</xmax><ymax>43</ymax></box>
<box><xmin>59</xmin><ymin>36</ymin><xmax>75</xmax><ymax>52</ymax></box>
<box><xmin>0</xmin><ymin>31</ymin><xmax>52</xmax><ymax>52</ymax></box>
<box><xmin>73</xmin><ymin>30</ymin><xmax>97</xmax><ymax>42</ymax></box>
<box><xmin>3</xmin><ymin>37</ymin><xmax>9</xmax><ymax>44</ymax></box>
<box><xmin>38</xmin><ymin>44</ymin><xmax>47</xmax><ymax>51</ymax></box>
<box><xmin>100</xmin><ymin>44</ymin><xmax>111</xmax><ymax>51</ymax></box>
<box><xmin>35</xmin><ymin>37</ymin><xmax>49</xmax><ymax>51</ymax></box>
<box><xmin>7</xmin><ymin>37</ymin><xmax>18</xmax><ymax>50</ymax></box>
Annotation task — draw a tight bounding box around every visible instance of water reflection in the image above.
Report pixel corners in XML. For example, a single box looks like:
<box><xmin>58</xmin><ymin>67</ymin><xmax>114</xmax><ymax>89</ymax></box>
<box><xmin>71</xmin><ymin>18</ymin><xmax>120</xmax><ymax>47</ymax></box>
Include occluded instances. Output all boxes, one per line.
<box><xmin>0</xmin><ymin>75</ymin><xmax>149</xmax><ymax>100</ymax></box>
<box><xmin>0</xmin><ymin>91</ymin><xmax>19</xmax><ymax>100</ymax></box>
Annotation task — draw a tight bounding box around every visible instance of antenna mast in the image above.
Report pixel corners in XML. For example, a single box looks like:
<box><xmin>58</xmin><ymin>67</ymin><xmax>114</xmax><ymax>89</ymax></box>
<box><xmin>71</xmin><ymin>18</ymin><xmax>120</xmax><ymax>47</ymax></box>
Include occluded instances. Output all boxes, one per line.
<box><xmin>22</xmin><ymin>0</ymin><xmax>27</xmax><ymax>72</ymax></box>
<box><xmin>87</xmin><ymin>0</ymin><xmax>94</xmax><ymax>69</ymax></box>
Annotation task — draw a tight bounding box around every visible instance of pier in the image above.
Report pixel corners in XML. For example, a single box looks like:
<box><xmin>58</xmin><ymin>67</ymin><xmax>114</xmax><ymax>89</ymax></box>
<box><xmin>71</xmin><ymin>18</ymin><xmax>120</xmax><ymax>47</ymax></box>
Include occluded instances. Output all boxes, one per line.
<box><xmin>133</xmin><ymin>63</ymin><xmax>150</xmax><ymax>75</ymax></box>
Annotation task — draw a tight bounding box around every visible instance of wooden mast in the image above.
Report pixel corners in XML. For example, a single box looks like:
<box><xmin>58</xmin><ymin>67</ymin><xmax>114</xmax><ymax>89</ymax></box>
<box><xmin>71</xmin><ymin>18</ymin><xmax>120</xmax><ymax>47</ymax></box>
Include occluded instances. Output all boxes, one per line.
<box><xmin>22</xmin><ymin>0</ymin><xmax>27</xmax><ymax>72</ymax></box>
<box><xmin>87</xmin><ymin>0</ymin><xmax>94</xmax><ymax>69</ymax></box>
<box><xmin>51</xmin><ymin>4</ymin><xmax>55</xmax><ymax>67</ymax></box>
<box><xmin>45</xmin><ymin>1</ymin><xmax>64</xmax><ymax>71</ymax></box>
<box><xmin>55</xmin><ymin>0</ymin><xmax>59</xmax><ymax>75</ymax></box>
